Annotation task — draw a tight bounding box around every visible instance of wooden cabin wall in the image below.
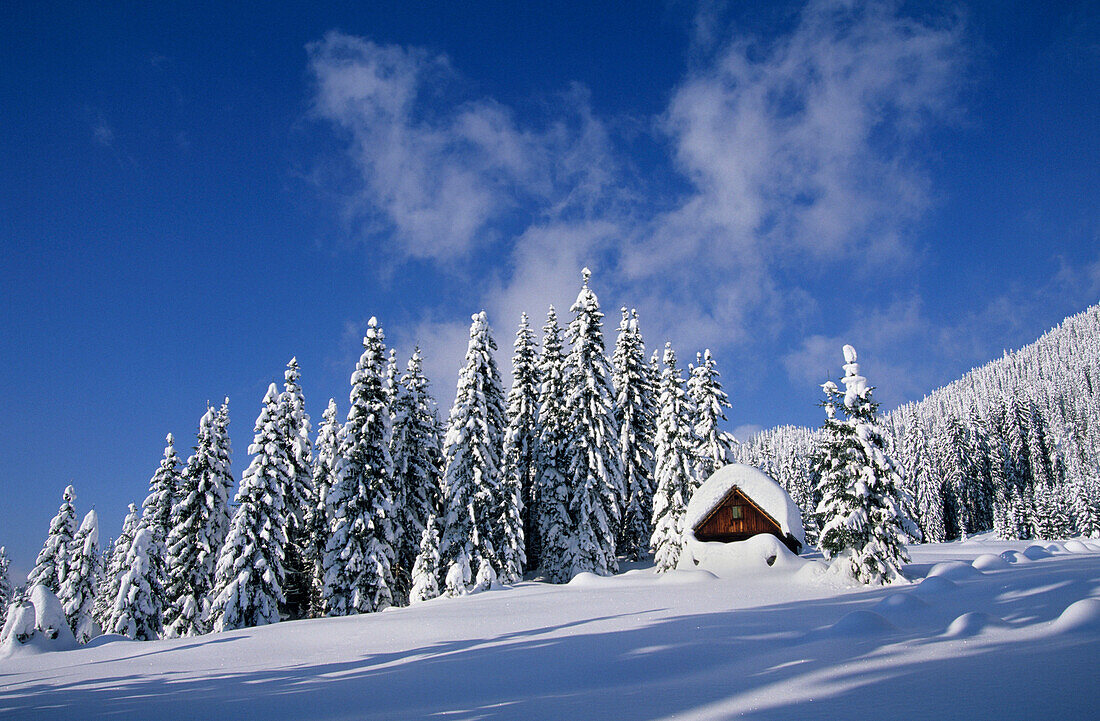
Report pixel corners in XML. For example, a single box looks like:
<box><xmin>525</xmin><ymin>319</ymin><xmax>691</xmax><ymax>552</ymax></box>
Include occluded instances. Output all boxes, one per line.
<box><xmin>693</xmin><ymin>487</ymin><xmax>802</xmax><ymax>554</ymax></box>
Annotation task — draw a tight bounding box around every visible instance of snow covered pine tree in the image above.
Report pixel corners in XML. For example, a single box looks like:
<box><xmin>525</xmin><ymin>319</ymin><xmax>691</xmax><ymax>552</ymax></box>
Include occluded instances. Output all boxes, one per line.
<box><xmin>650</xmin><ymin>343</ymin><xmax>698</xmax><ymax>573</ymax></box>
<box><xmin>390</xmin><ymin>348</ymin><xmax>445</xmax><ymax>604</ymax></box>
<box><xmin>688</xmin><ymin>349</ymin><xmax>734</xmax><ymax>482</ymax></box>
<box><xmin>409</xmin><ymin>514</ymin><xmax>442</xmax><ymax>603</ymax></box>
<box><xmin>322</xmin><ymin>318</ymin><xmax>396</xmax><ymax>615</ymax></box>
<box><xmin>0</xmin><ymin>546</ymin><xmax>13</xmax><ymax>627</ymax></box>
<box><xmin>107</xmin><ymin>524</ymin><xmax>164</xmax><ymax>641</ymax></box>
<box><xmin>59</xmin><ymin>509</ymin><xmax>99</xmax><ymax>643</ymax></box>
<box><xmin>613</xmin><ymin>307</ymin><xmax>657</xmax><ymax>562</ymax></box>
<box><xmin>814</xmin><ymin>345</ymin><xmax>919</xmax><ymax>585</ymax></box>
<box><xmin>438</xmin><ymin>312</ymin><xmax>514</xmax><ymax>594</ymax></box>
<box><xmin>534</xmin><ymin>306</ymin><xmax>573</xmax><ymax>582</ymax></box>
<box><xmin>210</xmin><ymin>384</ymin><xmax>290</xmax><ymax>631</ymax></box>
<box><xmin>164</xmin><ymin>404</ymin><xmax>235</xmax><ymax>637</ymax></box>
<box><xmin>27</xmin><ymin>485</ymin><xmax>78</xmax><ymax>595</ymax></box>
<box><xmin>278</xmin><ymin>358</ymin><xmax>315</xmax><ymax>621</ymax></box>
<box><xmin>95</xmin><ymin>503</ymin><xmax>140</xmax><ymax>632</ymax></box>
<box><xmin>307</xmin><ymin>399</ymin><xmax>340</xmax><ymax>617</ymax></box>
<box><xmin>503</xmin><ymin>314</ymin><xmax>542</xmax><ymax>573</ymax></box>
<box><xmin>563</xmin><ymin>269</ymin><xmax>622</xmax><ymax>577</ymax></box>
<box><xmin>141</xmin><ymin>434</ymin><xmax>181</xmax><ymax>627</ymax></box>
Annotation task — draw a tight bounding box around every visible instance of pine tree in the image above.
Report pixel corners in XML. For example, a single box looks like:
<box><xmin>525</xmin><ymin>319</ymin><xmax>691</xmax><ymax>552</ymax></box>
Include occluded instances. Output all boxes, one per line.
<box><xmin>937</xmin><ymin>418</ymin><xmax>970</xmax><ymax>540</ymax></box>
<box><xmin>279</xmin><ymin>358</ymin><xmax>315</xmax><ymax>621</ymax></box>
<box><xmin>209</xmin><ymin>384</ymin><xmax>289</xmax><ymax>632</ymax></box>
<box><xmin>1079</xmin><ymin>463</ymin><xmax>1100</xmax><ymax>538</ymax></box>
<box><xmin>27</xmin><ymin>485</ymin><xmax>77</xmax><ymax>594</ymax></box>
<box><xmin>563</xmin><ymin>268</ymin><xmax>622</xmax><ymax>577</ymax></box>
<box><xmin>0</xmin><ymin>546</ymin><xmax>12</xmax><ymax>628</ymax></box>
<box><xmin>613</xmin><ymin>307</ymin><xmax>657</xmax><ymax>561</ymax></box>
<box><xmin>815</xmin><ymin>345</ymin><xmax>918</xmax><ymax>585</ymax></box>
<box><xmin>965</xmin><ymin>408</ymin><xmax>995</xmax><ymax>533</ymax></box>
<box><xmin>212</xmin><ymin>399</ymin><xmax>235</xmax><ymax>546</ymax></box>
<box><xmin>917</xmin><ymin>472</ymin><xmax>947</xmax><ymax>544</ymax></box>
<box><xmin>142</xmin><ymin>434</ymin><xmax>180</xmax><ymax>624</ymax></box>
<box><xmin>439</xmin><ymin>312</ymin><xmax>510</xmax><ymax>594</ymax></box>
<box><xmin>534</xmin><ymin>306</ymin><xmax>573</xmax><ymax>582</ymax></box>
<box><xmin>306</xmin><ymin>399</ymin><xmax>340</xmax><ymax>618</ymax></box>
<box><xmin>688</xmin><ymin>349</ymin><xmax>733</xmax><ymax>482</ymax></box>
<box><xmin>902</xmin><ymin>412</ymin><xmax>943</xmax><ymax>543</ymax></box>
<box><xmin>650</xmin><ymin>344</ymin><xmax>697</xmax><ymax>572</ymax></box>
<box><xmin>59</xmin><ymin>510</ymin><xmax>99</xmax><ymax>643</ymax></box>
<box><xmin>409</xmin><ymin>514</ymin><xmax>442</xmax><ymax>603</ymax></box>
<box><xmin>390</xmin><ymin>348</ymin><xmax>445</xmax><ymax>603</ymax></box>
<box><xmin>503</xmin><ymin>314</ymin><xmax>541</xmax><ymax>573</ymax></box>
<box><xmin>385</xmin><ymin>348</ymin><xmax>400</xmax><ymax>407</ymax></box>
<box><xmin>164</xmin><ymin>404</ymin><xmax>235</xmax><ymax>637</ymax></box>
<box><xmin>1027</xmin><ymin>401</ymin><xmax>1055</xmax><ymax>489</ymax></box>
<box><xmin>143</xmin><ymin>434</ymin><xmax>180</xmax><ymax>550</ymax></box>
<box><xmin>322</xmin><ymin>318</ymin><xmax>396</xmax><ymax>615</ymax></box>
<box><xmin>107</xmin><ymin>526</ymin><xmax>164</xmax><ymax>640</ymax></box>
<box><xmin>95</xmin><ymin>503</ymin><xmax>140</xmax><ymax>632</ymax></box>
<box><xmin>1010</xmin><ymin>484</ymin><xmax>1036</xmax><ymax>539</ymax></box>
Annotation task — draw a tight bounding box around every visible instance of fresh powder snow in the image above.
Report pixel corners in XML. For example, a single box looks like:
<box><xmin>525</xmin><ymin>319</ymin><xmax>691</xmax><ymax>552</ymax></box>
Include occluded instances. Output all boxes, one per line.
<box><xmin>2</xmin><ymin>534</ymin><xmax>1099</xmax><ymax>719</ymax></box>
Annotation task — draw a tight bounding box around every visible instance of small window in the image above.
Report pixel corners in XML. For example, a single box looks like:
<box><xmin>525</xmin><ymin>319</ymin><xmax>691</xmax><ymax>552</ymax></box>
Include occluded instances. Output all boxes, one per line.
<box><xmin>729</xmin><ymin>505</ymin><xmax>744</xmax><ymax>520</ymax></box>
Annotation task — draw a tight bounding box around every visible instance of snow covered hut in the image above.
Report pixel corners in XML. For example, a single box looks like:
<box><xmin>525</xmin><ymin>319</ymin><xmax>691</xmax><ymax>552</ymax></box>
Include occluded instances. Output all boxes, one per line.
<box><xmin>684</xmin><ymin>464</ymin><xmax>805</xmax><ymax>554</ymax></box>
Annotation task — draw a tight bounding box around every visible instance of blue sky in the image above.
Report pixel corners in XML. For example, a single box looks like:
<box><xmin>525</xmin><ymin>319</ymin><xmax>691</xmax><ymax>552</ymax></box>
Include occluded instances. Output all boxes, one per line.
<box><xmin>2</xmin><ymin>0</ymin><xmax>1097</xmax><ymax>575</ymax></box>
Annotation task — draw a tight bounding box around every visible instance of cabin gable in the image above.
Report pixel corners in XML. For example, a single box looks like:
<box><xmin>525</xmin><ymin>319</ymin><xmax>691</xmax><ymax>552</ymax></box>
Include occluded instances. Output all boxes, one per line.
<box><xmin>693</xmin><ymin>485</ymin><xmax>802</xmax><ymax>554</ymax></box>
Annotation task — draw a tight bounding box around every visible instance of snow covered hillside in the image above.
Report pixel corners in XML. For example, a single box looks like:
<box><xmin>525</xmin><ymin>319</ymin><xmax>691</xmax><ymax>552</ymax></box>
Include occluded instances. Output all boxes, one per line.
<box><xmin>3</xmin><ymin>537</ymin><xmax>1098</xmax><ymax>721</ymax></box>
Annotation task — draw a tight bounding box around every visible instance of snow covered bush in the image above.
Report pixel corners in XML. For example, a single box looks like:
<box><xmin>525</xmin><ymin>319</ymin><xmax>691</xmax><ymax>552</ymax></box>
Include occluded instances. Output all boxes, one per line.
<box><xmin>1</xmin><ymin>585</ymin><xmax>77</xmax><ymax>654</ymax></box>
<box><xmin>409</xmin><ymin>515</ymin><xmax>442</xmax><ymax>603</ymax></box>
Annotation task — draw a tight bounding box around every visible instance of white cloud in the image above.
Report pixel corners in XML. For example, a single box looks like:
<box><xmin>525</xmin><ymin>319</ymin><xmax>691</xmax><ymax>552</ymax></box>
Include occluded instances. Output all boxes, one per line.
<box><xmin>309</xmin><ymin>2</ymin><xmax>969</xmax><ymax>416</ymax></box>
<box><xmin>308</xmin><ymin>33</ymin><xmax>618</xmax><ymax>263</ymax></box>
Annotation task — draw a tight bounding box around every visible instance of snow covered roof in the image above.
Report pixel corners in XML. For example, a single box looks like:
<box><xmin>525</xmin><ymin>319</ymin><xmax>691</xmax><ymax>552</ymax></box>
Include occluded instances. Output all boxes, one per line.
<box><xmin>685</xmin><ymin>464</ymin><xmax>805</xmax><ymax>547</ymax></box>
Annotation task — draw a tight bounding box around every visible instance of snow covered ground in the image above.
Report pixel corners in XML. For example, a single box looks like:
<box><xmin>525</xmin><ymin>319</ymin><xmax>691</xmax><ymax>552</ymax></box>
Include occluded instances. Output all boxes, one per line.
<box><xmin>3</xmin><ymin>535</ymin><xmax>1099</xmax><ymax>720</ymax></box>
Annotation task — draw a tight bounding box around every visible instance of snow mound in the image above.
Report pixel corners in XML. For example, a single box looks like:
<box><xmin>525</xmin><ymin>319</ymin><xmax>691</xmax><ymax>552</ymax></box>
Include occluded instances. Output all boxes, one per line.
<box><xmin>876</xmin><ymin>593</ymin><xmax>931</xmax><ymax>614</ymax></box>
<box><xmin>567</xmin><ymin>572</ymin><xmax>612</xmax><ymax>588</ymax></box>
<box><xmin>1040</xmin><ymin>543</ymin><xmax>1067</xmax><ymax>554</ymax></box>
<box><xmin>791</xmin><ymin>559</ymin><xmax>841</xmax><ymax>586</ymax></box>
<box><xmin>1062</xmin><ymin>540</ymin><xmax>1093</xmax><ymax>554</ymax></box>
<box><xmin>927</xmin><ymin>561</ymin><xmax>983</xmax><ymax>581</ymax></box>
<box><xmin>0</xmin><ymin>586</ymin><xmax>77</xmax><ymax>657</ymax></box>
<box><xmin>84</xmin><ymin>633</ymin><xmax>135</xmax><ymax>649</ymax></box>
<box><xmin>680</xmin><ymin>533</ymin><xmax>807</xmax><ymax>577</ymax></box>
<box><xmin>914</xmin><ymin>576</ymin><xmax>957</xmax><ymax>595</ymax></box>
<box><xmin>1022</xmin><ymin>545</ymin><xmax>1053</xmax><ymax>560</ymax></box>
<box><xmin>822</xmin><ymin>610</ymin><xmax>897</xmax><ymax>637</ymax></box>
<box><xmin>683</xmin><ymin>464</ymin><xmax>805</xmax><ymax>547</ymax></box>
<box><xmin>1048</xmin><ymin>598</ymin><xmax>1100</xmax><ymax>635</ymax></box>
<box><xmin>972</xmin><ymin>553</ymin><xmax>1011</xmax><ymax>571</ymax></box>
<box><xmin>999</xmin><ymin>550</ymin><xmax>1032</xmax><ymax>564</ymax></box>
<box><xmin>943</xmin><ymin>612</ymin><xmax>1007</xmax><ymax>638</ymax></box>
<box><xmin>655</xmin><ymin>569</ymin><xmax>719</xmax><ymax>585</ymax></box>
